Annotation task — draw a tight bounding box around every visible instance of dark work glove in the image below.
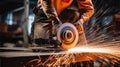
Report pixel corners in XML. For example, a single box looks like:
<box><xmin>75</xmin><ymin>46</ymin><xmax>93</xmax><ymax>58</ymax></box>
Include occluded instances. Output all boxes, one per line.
<box><xmin>52</xmin><ymin>20</ymin><xmax>62</xmax><ymax>36</ymax></box>
<box><xmin>33</xmin><ymin>6</ymin><xmax>39</xmax><ymax>15</ymax></box>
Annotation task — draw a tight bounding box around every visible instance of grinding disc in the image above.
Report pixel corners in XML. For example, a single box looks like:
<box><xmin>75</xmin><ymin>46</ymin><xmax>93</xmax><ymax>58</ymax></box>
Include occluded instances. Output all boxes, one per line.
<box><xmin>57</xmin><ymin>23</ymin><xmax>79</xmax><ymax>50</ymax></box>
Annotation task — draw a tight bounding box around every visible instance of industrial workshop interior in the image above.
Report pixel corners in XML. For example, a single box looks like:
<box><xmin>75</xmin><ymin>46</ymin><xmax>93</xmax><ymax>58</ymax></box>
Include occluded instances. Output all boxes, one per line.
<box><xmin>0</xmin><ymin>0</ymin><xmax>120</xmax><ymax>67</ymax></box>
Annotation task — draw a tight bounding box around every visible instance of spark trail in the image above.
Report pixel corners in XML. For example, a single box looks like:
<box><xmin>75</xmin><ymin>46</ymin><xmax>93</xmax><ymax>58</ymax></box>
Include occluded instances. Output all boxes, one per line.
<box><xmin>24</xmin><ymin>43</ymin><xmax>120</xmax><ymax>67</ymax></box>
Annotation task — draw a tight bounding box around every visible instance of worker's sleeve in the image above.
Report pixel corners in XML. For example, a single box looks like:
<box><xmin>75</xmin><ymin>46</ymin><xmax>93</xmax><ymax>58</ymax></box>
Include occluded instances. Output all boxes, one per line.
<box><xmin>38</xmin><ymin>0</ymin><xmax>60</xmax><ymax>23</ymax></box>
<box><xmin>77</xmin><ymin>0</ymin><xmax>94</xmax><ymax>24</ymax></box>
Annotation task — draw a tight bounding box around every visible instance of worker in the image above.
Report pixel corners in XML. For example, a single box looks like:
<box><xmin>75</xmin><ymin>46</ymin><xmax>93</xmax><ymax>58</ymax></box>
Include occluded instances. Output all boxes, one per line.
<box><xmin>31</xmin><ymin>0</ymin><xmax>94</xmax><ymax>46</ymax></box>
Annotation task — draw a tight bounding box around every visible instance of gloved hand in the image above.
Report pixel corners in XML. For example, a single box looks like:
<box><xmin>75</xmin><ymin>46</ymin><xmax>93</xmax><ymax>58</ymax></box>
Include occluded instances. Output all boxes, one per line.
<box><xmin>33</xmin><ymin>6</ymin><xmax>39</xmax><ymax>15</ymax></box>
<box><xmin>74</xmin><ymin>22</ymin><xmax>83</xmax><ymax>35</ymax></box>
<box><xmin>52</xmin><ymin>20</ymin><xmax>62</xmax><ymax>36</ymax></box>
<box><xmin>42</xmin><ymin>17</ymin><xmax>62</xmax><ymax>36</ymax></box>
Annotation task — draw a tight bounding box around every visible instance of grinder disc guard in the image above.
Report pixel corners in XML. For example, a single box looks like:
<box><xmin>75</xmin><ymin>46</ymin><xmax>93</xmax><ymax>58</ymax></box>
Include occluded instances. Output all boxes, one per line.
<box><xmin>57</xmin><ymin>23</ymin><xmax>79</xmax><ymax>50</ymax></box>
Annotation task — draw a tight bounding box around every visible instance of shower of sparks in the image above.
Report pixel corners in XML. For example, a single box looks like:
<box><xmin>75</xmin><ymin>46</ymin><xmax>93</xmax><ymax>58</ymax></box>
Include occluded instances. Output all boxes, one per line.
<box><xmin>68</xmin><ymin>44</ymin><xmax>120</xmax><ymax>54</ymax></box>
<box><xmin>23</xmin><ymin>43</ymin><xmax>120</xmax><ymax>67</ymax></box>
<box><xmin>68</xmin><ymin>46</ymin><xmax>113</xmax><ymax>53</ymax></box>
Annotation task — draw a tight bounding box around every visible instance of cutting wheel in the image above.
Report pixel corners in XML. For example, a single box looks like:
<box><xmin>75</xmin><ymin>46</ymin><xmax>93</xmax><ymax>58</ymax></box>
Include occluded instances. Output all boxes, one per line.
<box><xmin>57</xmin><ymin>23</ymin><xmax>79</xmax><ymax>50</ymax></box>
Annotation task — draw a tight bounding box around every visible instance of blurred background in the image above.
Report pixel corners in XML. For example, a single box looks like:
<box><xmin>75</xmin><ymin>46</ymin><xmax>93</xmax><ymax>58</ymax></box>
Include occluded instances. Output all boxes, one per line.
<box><xmin>0</xmin><ymin>0</ymin><xmax>37</xmax><ymax>47</ymax></box>
<box><xmin>0</xmin><ymin>0</ymin><xmax>120</xmax><ymax>47</ymax></box>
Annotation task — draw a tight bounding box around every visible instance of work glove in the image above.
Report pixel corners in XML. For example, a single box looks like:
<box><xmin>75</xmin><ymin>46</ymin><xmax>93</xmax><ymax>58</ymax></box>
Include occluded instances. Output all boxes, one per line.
<box><xmin>33</xmin><ymin>6</ymin><xmax>39</xmax><ymax>15</ymax></box>
<box><xmin>52</xmin><ymin>20</ymin><xmax>62</xmax><ymax>36</ymax></box>
<box><xmin>74</xmin><ymin>21</ymin><xmax>83</xmax><ymax>35</ymax></box>
<box><xmin>43</xmin><ymin>17</ymin><xmax>62</xmax><ymax>36</ymax></box>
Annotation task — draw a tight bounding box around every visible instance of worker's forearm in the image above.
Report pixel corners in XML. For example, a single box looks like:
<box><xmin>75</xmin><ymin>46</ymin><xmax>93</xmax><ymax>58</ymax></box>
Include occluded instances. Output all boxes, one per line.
<box><xmin>77</xmin><ymin>0</ymin><xmax>94</xmax><ymax>24</ymax></box>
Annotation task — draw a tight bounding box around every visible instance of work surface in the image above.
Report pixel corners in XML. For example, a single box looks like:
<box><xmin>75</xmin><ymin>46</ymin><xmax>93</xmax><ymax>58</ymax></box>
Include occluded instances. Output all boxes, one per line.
<box><xmin>0</xmin><ymin>47</ymin><xmax>99</xmax><ymax>60</ymax></box>
<box><xmin>0</xmin><ymin>47</ymin><xmax>120</xmax><ymax>67</ymax></box>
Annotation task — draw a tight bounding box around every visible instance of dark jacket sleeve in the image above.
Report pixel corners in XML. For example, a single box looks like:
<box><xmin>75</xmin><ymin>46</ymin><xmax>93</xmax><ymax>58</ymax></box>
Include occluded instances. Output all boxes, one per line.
<box><xmin>37</xmin><ymin>0</ymin><xmax>60</xmax><ymax>23</ymax></box>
